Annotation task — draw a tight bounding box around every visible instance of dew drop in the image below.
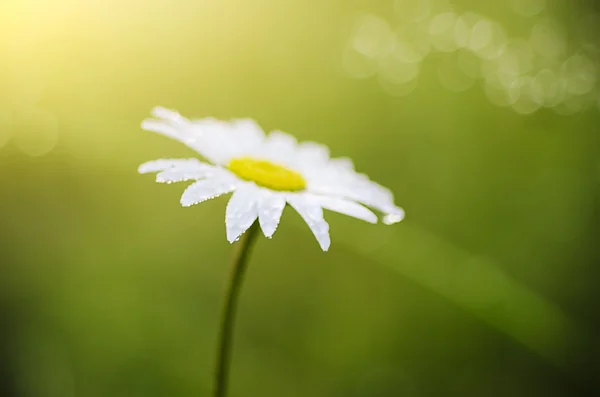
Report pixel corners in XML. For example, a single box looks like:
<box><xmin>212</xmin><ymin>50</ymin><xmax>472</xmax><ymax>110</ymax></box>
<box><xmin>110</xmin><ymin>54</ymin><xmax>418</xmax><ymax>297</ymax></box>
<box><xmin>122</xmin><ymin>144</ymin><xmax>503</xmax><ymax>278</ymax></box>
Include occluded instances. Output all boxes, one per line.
<box><xmin>383</xmin><ymin>212</ymin><xmax>405</xmax><ymax>225</ymax></box>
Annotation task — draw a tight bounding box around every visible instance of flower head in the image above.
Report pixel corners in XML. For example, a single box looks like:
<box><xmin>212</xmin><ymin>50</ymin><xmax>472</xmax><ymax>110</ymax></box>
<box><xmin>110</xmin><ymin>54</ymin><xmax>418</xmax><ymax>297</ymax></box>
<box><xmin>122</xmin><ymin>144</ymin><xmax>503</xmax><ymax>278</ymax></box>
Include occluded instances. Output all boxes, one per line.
<box><xmin>139</xmin><ymin>107</ymin><xmax>404</xmax><ymax>251</ymax></box>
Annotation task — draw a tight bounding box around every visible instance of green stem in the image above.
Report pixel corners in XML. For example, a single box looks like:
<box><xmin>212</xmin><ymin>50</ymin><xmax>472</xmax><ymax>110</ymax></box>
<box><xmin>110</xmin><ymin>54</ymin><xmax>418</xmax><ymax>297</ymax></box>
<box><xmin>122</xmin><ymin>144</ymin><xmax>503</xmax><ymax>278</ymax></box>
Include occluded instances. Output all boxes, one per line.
<box><xmin>213</xmin><ymin>221</ymin><xmax>260</xmax><ymax>397</ymax></box>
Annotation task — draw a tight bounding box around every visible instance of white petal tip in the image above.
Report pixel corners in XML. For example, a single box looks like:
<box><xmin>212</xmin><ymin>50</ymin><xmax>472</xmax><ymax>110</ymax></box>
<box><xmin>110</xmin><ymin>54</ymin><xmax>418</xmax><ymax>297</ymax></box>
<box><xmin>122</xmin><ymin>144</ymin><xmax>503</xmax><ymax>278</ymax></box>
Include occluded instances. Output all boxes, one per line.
<box><xmin>227</xmin><ymin>230</ymin><xmax>243</xmax><ymax>244</ymax></box>
<box><xmin>156</xmin><ymin>175</ymin><xmax>175</xmax><ymax>184</ymax></box>
<box><xmin>366</xmin><ymin>214</ymin><xmax>378</xmax><ymax>224</ymax></box>
<box><xmin>383</xmin><ymin>210</ymin><xmax>405</xmax><ymax>225</ymax></box>
<box><xmin>141</xmin><ymin>119</ymin><xmax>159</xmax><ymax>131</ymax></box>
<box><xmin>138</xmin><ymin>162</ymin><xmax>155</xmax><ymax>174</ymax></box>
<box><xmin>318</xmin><ymin>237</ymin><xmax>331</xmax><ymax>252</ymax></box>
<box><xmin>151</xmin><ymin>106</ymin><xmax>181</xmax><ymax>120</ymax></box>
<box><xmin>259</xmin><ymin>224</ymin><xmax>277</xmax><ymax>239</ymax></box>
<box><xmin>180</xmin><ymin>199</ymin><xmax>196</xmax><ymax>207</ymax></box>
<box><xmin>226</xmin><ymin>221</ymin><xmax>248</xmax><ymax>243</ymax></box>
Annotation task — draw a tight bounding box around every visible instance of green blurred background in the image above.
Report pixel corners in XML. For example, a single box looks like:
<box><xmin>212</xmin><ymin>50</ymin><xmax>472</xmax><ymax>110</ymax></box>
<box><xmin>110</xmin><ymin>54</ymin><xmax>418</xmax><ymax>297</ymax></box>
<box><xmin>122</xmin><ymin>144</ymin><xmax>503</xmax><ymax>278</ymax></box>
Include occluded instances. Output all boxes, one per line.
<box><xmin>1</xmin><ymin>0</ymin><xmax>599</xmax><ymax>396</ymax></box>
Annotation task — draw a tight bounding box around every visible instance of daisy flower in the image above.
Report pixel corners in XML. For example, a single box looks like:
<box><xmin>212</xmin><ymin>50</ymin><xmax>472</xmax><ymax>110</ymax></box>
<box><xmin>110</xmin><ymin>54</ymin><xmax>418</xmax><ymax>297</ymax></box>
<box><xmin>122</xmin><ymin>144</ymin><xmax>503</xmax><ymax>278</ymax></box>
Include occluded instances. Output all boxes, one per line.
<box><xmin>138</xmin><ymin>107</ymin><xmax>404</xmax><ymax>251</ymax></box>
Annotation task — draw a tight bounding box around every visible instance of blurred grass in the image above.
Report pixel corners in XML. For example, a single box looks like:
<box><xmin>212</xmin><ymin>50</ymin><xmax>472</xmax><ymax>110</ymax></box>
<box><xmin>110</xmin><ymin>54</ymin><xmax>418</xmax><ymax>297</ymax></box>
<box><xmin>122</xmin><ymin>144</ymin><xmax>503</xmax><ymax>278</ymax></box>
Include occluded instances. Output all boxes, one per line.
<box><xmin>1</xmin><ymin>0</ymin><xmax>600</xmax><ymax>397</ymax></box>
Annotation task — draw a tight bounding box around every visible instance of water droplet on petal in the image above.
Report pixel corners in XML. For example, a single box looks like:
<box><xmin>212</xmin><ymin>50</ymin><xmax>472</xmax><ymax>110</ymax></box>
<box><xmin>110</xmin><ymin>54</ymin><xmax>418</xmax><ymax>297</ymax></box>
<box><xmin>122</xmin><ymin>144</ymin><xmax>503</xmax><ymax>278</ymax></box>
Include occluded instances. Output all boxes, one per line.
<box><xmin>383</xmin><ymin>212</ymin><xmax>405</xmax><ymax>225</ymax></box>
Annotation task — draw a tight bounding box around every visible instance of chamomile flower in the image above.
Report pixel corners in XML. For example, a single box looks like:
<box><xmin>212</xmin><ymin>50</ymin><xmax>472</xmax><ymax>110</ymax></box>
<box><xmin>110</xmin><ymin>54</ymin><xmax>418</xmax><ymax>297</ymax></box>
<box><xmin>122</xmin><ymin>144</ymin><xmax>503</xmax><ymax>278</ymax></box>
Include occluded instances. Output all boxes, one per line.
<box><xmin>138</xmin><ymin>107</ymin><xmax>404</xmax><ymax>251</ymax></box>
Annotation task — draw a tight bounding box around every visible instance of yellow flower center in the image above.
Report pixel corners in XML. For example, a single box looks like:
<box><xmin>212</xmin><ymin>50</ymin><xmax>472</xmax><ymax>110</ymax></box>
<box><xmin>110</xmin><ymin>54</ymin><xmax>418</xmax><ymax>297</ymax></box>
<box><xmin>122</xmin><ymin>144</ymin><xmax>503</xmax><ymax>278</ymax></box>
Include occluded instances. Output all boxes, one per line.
<box><xmin>228</xmin><ymin>157</ymin><xmax>306</xmax><ymax>192</ymax></box>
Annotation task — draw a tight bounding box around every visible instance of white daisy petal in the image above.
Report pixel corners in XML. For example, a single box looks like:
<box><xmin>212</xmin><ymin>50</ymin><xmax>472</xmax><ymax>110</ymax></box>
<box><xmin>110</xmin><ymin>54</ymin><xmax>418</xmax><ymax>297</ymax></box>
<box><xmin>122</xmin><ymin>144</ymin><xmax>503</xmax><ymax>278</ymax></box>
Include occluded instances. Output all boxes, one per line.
<box><xmin>287</xmin><ymin>195</ymin><xmax>331</xmax><ymax>251</ymax></box>
<box><xmin>356</xmin><ymin>175</ymin><xmax>395</xmax><ymax>202</ymax></box>
<box><xmin>142</xmin><ymin>110</ymin><xmax>206</xmax><ymax>156</ymax></box>
<box><xmin>138</xmin><ymin>158</ymin><xmax>202</xmax><ymax>174</ymax></box>
<box><xmin>308</xmin><ymin>163</ymin><xmax>404</xmax><ymax>225</ymax></box>
<box><xmin>329</xmin><ymin>157</ymin><xmax>354</xmax><ymax>170</ymax></box>
<box><xmin>180</xmin><ymin>178</ymin><xmax>237</xmax><ymax>207</ymax></box>
<box><xmin>383</xmin><ymin>207</ymin><xmax>405</xmax><ymax>225</ymax></box>
<box><xmin>151</xmin><ymin>107</ymin><xmax>188</xmax><ymax>125</ymax></box>
<box><xmin>231</xmin><ymin>119</ymin><xmax>266</xmax><ymax>141</ymax></box>
<box><xmin>156</xmin><ymin>162</ymin><xmax>219</xmax><ymax>183</ymax></box>
<box><xmin>140</xmin><ymin>119</ymin><xmax>181</xmax><ymax>140</ymax></box>
<box><xmin>257</xmin><ymin>191</ymin><xmax>286</xmax><ymax>238</ymax></box>
<box><xmin>142</xmin><ymin>108</ymin><xmax>253</xmax><ymax>166</ymax></box>
<box><xmin>261</xmin><ymin>130</ymin><xmax>298</xmax><ymax>164</ymax></box>
<box><xmin>190</xmin><ymin>119</ymin><xmax>251</xmax><ymax>165</ymax></box>
<box><xmin>266</xmin><ymin>130</ymin><xmax>297</xmax><ymax>147</ymax></box>
<box><xmin>345</xmin><ymin>180</ymin><xmax>403</xmax><ymax>223</ymax></box>
<box><xmin>313</xmin><ymin>195</ymin><xmax>377</xmax><ymax>224</ymax></box>
<box><xmin>227</xmin><ymin>119</ymin><xmax>267</xmax><ymax>158</ymax></box>
<box><xmin>140</xmin><ymin>108</ymin><xmax>405</xmax><ymax>250</ymax></box>
<box><xmin>225</xmin><ymin>185</ymin><xmax>260</xmax><ymax>243</ymax></box>
<box><xmin>297</xmin><ymin>141</ymin><xmax>330</xmax><ymax>164</ymax></box>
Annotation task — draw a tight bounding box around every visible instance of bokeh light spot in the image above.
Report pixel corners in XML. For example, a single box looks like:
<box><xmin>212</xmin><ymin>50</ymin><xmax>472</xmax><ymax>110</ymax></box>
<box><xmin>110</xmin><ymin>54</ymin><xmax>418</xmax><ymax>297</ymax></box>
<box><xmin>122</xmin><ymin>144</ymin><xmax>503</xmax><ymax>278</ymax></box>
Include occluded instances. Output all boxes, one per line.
<box><xmin>352</xmin><ymin>15</ymin><xmax>396</xmax><ymax>59</ymax></box>
<box><xmin>396</xmin><ymin>21</ymin><xmax>432</xmax><ymax>60</ymax></box>
<box><xmin>429</xmin><ymin>12</ymin><xmax>459</xmax><ymax>52</ymax></box>
<box><xmin>378</xmin><ymin>50</ymin><xmax>421</xmax><ymax>84</ymax></box>
<box><xmin>453</xmin><ymin>15</ymin><xmax>471</xmax><ymax>49</ymax></box>
<box><xmin>473</xmin><ymin>21</ymin><xmax>507</xmax><ymax>60</ymax></box>
<box><xmin>343</xmin><ymin>1</ymin><xmax>600</xmax><ymax>115</ymax></box>
<box><xmin>509</xmin><ymin>77</ymin><xmax>544</xmax><ymax>114</ymax></box>
<box><xmin>530</xmin><ymin>19</ymin><xmax>566</xmax><ymax>59</ymax></box>
<box><xmin>562</xmin><ymin>53</ymin><xmax>597</xmax><ymax>95</ymax></box>
<box><xmin>392</xmin><ymin>36</ymin><xmax>428</xmax><ymax>63</ymax></box>
<box><xmin>468</xmin><ymin>19</ymin><xmax>493</xmax><ymax>52</ymax></box>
